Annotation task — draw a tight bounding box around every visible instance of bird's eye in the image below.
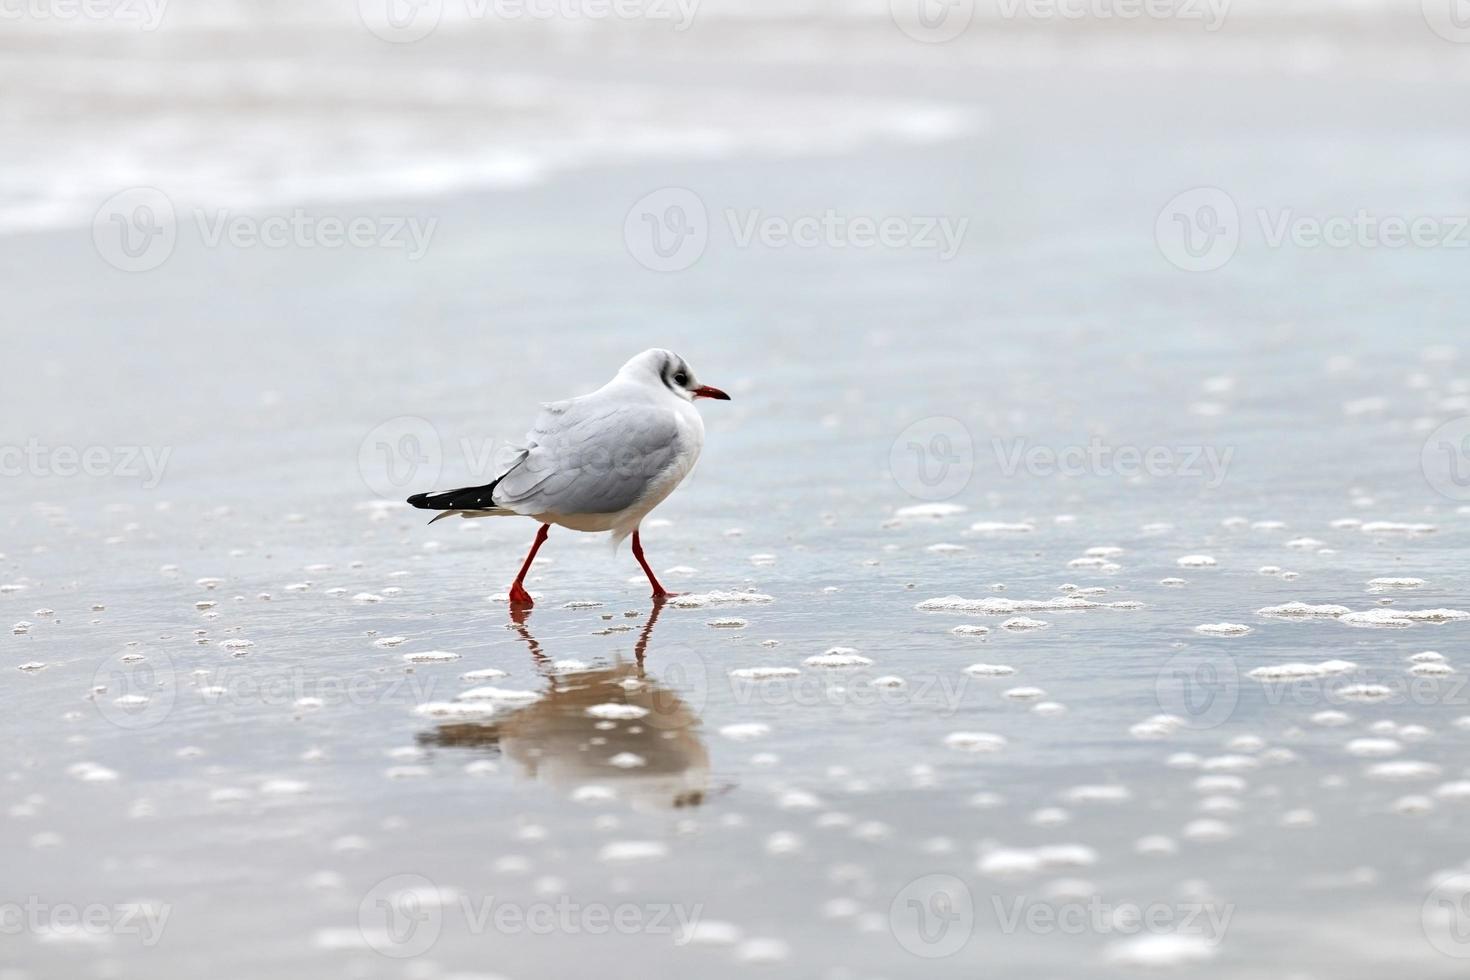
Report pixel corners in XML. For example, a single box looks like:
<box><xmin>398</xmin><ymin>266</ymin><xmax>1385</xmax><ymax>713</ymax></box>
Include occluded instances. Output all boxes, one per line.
<box><xmin>673</xmin><ymin>372</ymin><xmax>689</xmax><ymax>386</ymax></box>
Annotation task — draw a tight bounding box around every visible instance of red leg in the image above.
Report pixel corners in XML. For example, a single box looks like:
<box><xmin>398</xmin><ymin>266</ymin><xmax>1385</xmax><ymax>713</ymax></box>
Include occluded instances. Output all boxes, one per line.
<box><xmin>632</xmin><ymin>529</ymin><xmax>675</xmax><ymax>600</ymax></box>
<box><xmin>509</xmin><ymin>523</ymin><xmax>550</xmax><ymax>607</ymax></box>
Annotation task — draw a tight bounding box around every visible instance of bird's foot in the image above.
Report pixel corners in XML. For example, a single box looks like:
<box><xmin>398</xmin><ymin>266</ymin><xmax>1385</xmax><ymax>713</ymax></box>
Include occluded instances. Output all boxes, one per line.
<box><xmin>651</xmin><ymin>590</ymin><xmax>679</xmax><ymax>602</ymax></box>
<box><xmin>508</xmin><ymin>583</ymin><xmax>534</xmax><ymax>607</ymax></box>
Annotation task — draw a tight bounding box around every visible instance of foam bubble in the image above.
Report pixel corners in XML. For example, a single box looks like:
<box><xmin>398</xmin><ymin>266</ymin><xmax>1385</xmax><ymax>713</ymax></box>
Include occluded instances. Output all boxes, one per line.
<box><xmin>1194</xmin><ymin>623</ymin><xmax>1251</xmax><ymax>636</ymax></box>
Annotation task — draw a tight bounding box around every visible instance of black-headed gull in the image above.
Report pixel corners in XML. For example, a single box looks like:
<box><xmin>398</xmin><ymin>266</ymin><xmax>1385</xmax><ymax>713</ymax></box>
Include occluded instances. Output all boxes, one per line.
<box><xmin>407</xmin><ymin>349</ymin><xmax>730</xmax><ymax>607</ymax></box>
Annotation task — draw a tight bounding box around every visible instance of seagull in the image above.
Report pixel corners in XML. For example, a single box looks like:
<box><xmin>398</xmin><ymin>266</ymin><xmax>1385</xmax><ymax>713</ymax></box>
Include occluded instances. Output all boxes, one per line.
<box><xmin>407</xmin><ymin>349</ymin><xmax>730</xmax><ymax>607</ymax></box>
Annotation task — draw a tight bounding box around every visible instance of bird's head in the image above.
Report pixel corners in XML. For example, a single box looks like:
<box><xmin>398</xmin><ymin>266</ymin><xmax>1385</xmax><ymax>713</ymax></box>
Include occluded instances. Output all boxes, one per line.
<box><xmin>620</xmin><ymin>349</ymin><xmax>730</xmax><ymax>403</ymax></box>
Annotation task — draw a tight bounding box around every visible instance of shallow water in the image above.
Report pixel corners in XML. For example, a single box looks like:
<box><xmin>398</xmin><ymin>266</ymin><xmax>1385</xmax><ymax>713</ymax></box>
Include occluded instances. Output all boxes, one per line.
<box><xmin>7</xmin><ymin>11</ymin><xmax>1470</xmax><ymax>980</ymax></box>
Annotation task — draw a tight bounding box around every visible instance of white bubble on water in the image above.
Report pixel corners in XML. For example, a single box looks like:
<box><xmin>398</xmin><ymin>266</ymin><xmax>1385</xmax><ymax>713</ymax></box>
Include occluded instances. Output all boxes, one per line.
<box><xmin>1177</xmin><ymin>555</ymin><xmax>1217</xmax><ymax>568</ymax></box>
<box><xmin>1194</xmin><ymin>775</ymin><xmax>1245</xmax><ymax>794</ymax></box>
<box><xmin>1194</xmin><ymin>623</ymin><xmax>1251</xmax><ymax>637</ymax></box>
<box><xmin>1248</xmin><ymin>661</ymin><xmax>1356</xmax><ymax>681</ymax></box>
<box><xmin>1368</xmin><ymin>577</ymin><xmax>1425</xmax><ymax>591</ymax></box>
<box><xmin>951</xmin><ymin>624</ymin><xmax>991</xmax><ymax>636</ymax></box>
<box><xmin>1348</xmin><ymin>737</ymin><xmax>1405</xmax><ymax>758</ymax></box>
<box><xmin>964</xmin><ymin>663</ymin><xmax>1015</xmax><ymax>677</ymax></box>
<box><xmin>730</xmin><ymin>667</ymin><xmax>800</xmax><ymax>680</ymax></box>
<box><xmin>668</xmin><ymin>590</ymin><xmax>774</xmax><ymax>608</ymax></box>
<box><xmin>1135</xmin><ymin>835</ymin><xmax>1178</xmax><ymax>856</ymax></box>
<box><xmin>1182</xmin><ymin>819</ymin><xmax>1234</xmax><ymax>842</ymax></box>
<box><xmin>720</xmin><ymin>723</ymin><xmax>770</xmax><ymax>741</ymax></box>
<box><xmin>1434</xmin><ymin>781</ymin><xmax>1470</xmax><ymax>801</ymax></box>
<box><xmin>737</xmin><ymin>938</ymin><xmax>790</xmax><ymax>963</ymax></box>
<box><xmin>1336</xmin><ymin>684</ymin><xmax>1394</xmax><ymax>702</ymax></box>
<box><xmin>461</xmin><ymin>686</ymin><xmax>540</xmax><ymax>704</ymax></box>
<box><xmin>598</xmin><ymin>840</ymin><xmax>667</xmax><ymax>862</ymax></box>
<box><xmin>1364</xmin><ymin>761</ymin><xmax>1441</xmax><ymax>781</ymax></box>
<box><xmin>402</xmin><ymin>650</ymin><xmax>459</xmax><ymax>664</ymax></box>
<box><xmin>460</xmin><ymin>668</ymin><xmax>509</xmax><ymax>681</ymax></box>
<box><xmin>944</xmin><ymin>732</ymin><xmax>1007</xmax><ymax>753</ymax></box>
<box><xmin>803</xmin><ymin>649</ymin><xmax>872</xmax><ymax>668</ymax></box>
<box><xmin>1256</xmin><ymin>602</ymin><xmax>1351</xmax><ymax>619</ymax></box>
<box><xmin>1105</xmin><ymin>934</ymin><xmax>1217</xmax><ymax>967</ymax></box>
<box><xmin>1004</xmin><ymin>686</ymin><xmax>1046</xmax><ymax>701</ymax></box>
<box><xmin>1065</xmin><ymin>785</ymin><xmax>1131</xmax><ymax>804</ymax></box>
<box><xmin>68</xmin><ymin>762</ymin><xmax>118</xmax><ymax>783</ymax></box>
<box><xmin>679</xmin><ymin>919</ymin><xmax>743</xmax><ymax>946</ymax></box>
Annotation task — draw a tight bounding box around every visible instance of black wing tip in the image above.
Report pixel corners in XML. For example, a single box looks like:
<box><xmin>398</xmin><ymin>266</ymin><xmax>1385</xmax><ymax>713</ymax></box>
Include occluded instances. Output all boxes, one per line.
<box><xmin>406</xmin><ymin>479</ymin><xmax>502</xmax><ymax>513</ymax></box>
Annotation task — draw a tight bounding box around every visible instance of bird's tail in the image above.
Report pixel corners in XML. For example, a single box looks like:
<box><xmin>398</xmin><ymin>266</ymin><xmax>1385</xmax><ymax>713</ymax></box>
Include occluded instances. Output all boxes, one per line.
<box><xmin>407</xmin><ymin>479</ymin><xmax>514</xmax><ymax>524</ymax></box>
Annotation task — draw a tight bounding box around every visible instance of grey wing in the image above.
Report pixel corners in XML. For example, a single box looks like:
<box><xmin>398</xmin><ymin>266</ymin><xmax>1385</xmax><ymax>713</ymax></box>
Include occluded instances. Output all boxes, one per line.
<box><xmin>492</xmin><ymin>397</ymin><xmax>680</xmax><ymax>517</ymax></box>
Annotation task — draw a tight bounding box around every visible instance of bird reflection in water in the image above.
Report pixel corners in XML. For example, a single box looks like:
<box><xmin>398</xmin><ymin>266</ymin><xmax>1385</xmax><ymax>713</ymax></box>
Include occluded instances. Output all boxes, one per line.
<box><xmin>417</xmin><ymin>600</ymin><xmax>711</xmax><ymax>809</ymax></box>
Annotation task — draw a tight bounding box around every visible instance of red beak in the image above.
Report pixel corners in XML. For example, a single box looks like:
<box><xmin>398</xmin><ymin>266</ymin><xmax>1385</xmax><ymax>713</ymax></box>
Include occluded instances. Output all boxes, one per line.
<box><xmin>693</xmin><ymin>385</ymin><xmax>731</xmax><ymax>401</ymax></box>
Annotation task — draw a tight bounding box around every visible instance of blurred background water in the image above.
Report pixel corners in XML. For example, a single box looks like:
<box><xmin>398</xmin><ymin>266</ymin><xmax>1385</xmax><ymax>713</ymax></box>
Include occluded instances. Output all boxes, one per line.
<box><xmin>5</xmin><ymin>2</ymin><xmax>1470</xmax><ymax>978</ymax></box>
